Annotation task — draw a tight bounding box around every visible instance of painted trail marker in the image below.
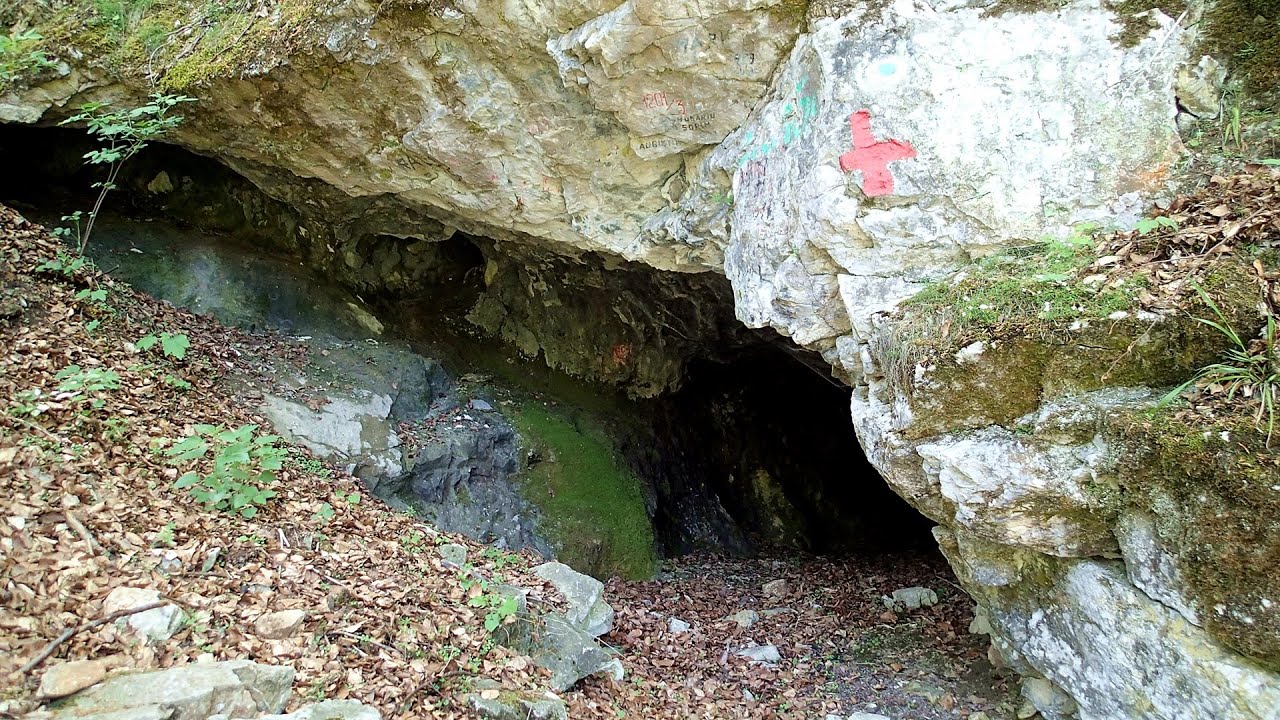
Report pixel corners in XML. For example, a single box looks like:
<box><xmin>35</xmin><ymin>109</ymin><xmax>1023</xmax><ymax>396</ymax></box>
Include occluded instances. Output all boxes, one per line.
<box><xmin>839</xmin><ymin>110</ymin><xmax>915</xmax><ymax>197</ymax></box>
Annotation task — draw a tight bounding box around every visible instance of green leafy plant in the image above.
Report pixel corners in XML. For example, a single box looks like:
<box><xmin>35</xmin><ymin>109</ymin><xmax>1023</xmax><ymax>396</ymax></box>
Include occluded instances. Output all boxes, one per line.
<box><xmin>163</xmin><ymin>374</ymin><xmax>192</xmax><ymax>390</ymax></box>
<box><xmin>164</xmin><ymin>423</ymin><xmax>284</xmax><ymax>518</ymax></box>
<box><xmin>1160</xmin><ymin>286</ymin><xmax>1279</xmax><ymax>445</ymax></box>
<box><xmin>36</xmin><ymin>250</ymin><xmax>90</xmax><ymax>277</ymax></box>
<box><xmin>480</xmin><ymin>546</ymin><xmax>520</xmax><ymax>571</ymax></box>
<box><xmin>1135</xmin><ymin>216</ymin><xmax>1179</xmax><ymax>235</ymax></box>
<box><xmin>312</xmin><ymin>503</ymin><xmax>336</xmax><ymax>523</ymax></box>
<box><xmin>55</xmin><ymin>365</ymin><xmax>121</xmax><ymax>409</ymax></box>
<box><xmin>137</xmin><ymin>331</ymin><xmax>190</xmax><ymax>359</ymax></box>
<box><xmin>0</xmin><ymin>30</ymin><xmax>56</xmax><ymax>91</ymax></box>
<box><xmin>75</xmin><ymin>287</ymin><xmax>110</xmax><ymax>311</ymax></box>
<box><xmin>464</xmin><ymin>582</ymin><xmax>521</xmax><ymax>632</ymax></box>
<box><xmin>154</xmin><ymin>521</ymin><xmax>177</xmax><ymax>547</ymax></box>
<box><xmin>59</xmin><ymin>93</ymin><xmax>195</xmax><ymax>252</ymax></box>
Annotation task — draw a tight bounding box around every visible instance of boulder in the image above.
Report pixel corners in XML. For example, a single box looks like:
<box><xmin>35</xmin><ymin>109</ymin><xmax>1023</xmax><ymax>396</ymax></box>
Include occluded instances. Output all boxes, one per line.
<box><xmin>939</xmin><ymin>528</ymin><xmax>1280</xmax><ymax>718</ymax></box>
<box><xmin>252</xmin><ymin>700</ymin><xmax>382</xmax><ymax>720</ymax></box>
<box><xmin>48</xmin><ymin>660</ymin><xmax>294</xmax><ymax>720</ymax></box>
<box><xmin>532</xmin><ymin>562</ymin><xmax>614</xmax><ymax>638</ymax></box>
<box><xmin>532</xmin><ymin>614</ymin><xmax>624</xmax><ymax>692</ymax></box>
<box><xmin>101</xmin><ymin>587</ymin><xmax>183</xmax><ymax>643</ymax></box>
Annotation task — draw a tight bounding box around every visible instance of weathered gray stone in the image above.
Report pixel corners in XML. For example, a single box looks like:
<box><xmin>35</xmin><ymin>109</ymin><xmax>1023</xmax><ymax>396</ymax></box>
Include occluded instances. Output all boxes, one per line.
<box><xmin>889</xmin><ymin>587</ymin><xmax>937</xmax><ymax>610</ymax></box>
<box><xmin>1020</xmin><ymin>676</ymin><xmax>1077</xmax><ymax>720</ymax></box>
<box><xmin>467</xmin><ymin>689</ymin><xmax>567</xmax><ymax>720</ymax></box>
<box><xmin>253</xmin><ymin>609</ymin><xmax>307</xmax><ymax>640</ymax></box>
<box><xmin>667</xmin><ymin>617</ymin><xmax>691</xmax><ymax>634</ymax></box>
<box><xmin>533</xmin><ymin>562</ymin><xmax>614</xmax><ymax>638</ymax></box>
<box><xmin>52</xmin><ymin>660</ymin><xmax>294</xmax><ymax>720</ymax></box>
<box><xmin>436</xmin><ymin>543</ymin><xmax>468</xmax><ymax>569</ymax></box>
<box><xmin>261</xmin><ymin>392</ymin><xmax>403</xmax><ymax>481</ymax></box>
<box><xmin>761</xmin><ymin>579</ymin><xmax>789</xmax><ymax>599</ymax></box>
<box><xmin>940</xmin><ymin>528</ymin><xmax>1280</xmax><ymax>719</ymax></box>
<box><xmin>733</xmin><ymin>644</ymin><xmax>780</xmax><ymax>664</ymax></box>
<box><xmin>255</xmin><ymin>699</ymin><xmax>382</xmax><ymax>720</ymax></box>
<box><xmin>533</xmin><ymin>613</ymin><xmax>624</xmax><ymax>691</ymax></box>
<box><xmin>38</xmin><ymin>659</ymin><xmax>108</xmax><ymax>699</ymax></box>
<box><xmin>1115</xmin><ymin>511</ymin><xmax>1202</xmax><ymax>626</ymax></box>
<box><xmin>727</xmin><ymin>609</ymin><xmax>759</xmax><ymax>628</ymax></box>
<box><xmin>101</xmin><ymin>587</ymin><xmax>183</xmax><ymax>643</ymax></box>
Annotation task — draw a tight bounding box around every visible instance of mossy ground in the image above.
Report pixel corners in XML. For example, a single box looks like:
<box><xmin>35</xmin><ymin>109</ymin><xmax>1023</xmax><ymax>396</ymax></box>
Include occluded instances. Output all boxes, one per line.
<box><xmin>511</xmin><ymin>402</ymin><xmax>657</xmax><ymax>581</ymax></box>
<box><xmin>9</xmin><ymin>0</ymin><xmax>327</xmax><ymax>92</ymax></box>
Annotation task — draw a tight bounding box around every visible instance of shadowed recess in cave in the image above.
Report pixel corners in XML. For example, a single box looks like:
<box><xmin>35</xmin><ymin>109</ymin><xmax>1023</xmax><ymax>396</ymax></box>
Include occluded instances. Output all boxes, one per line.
<box><xmin>0</xmin><ymin>124</ymin><xmax>935</xmax><ymax>567</ymax></box>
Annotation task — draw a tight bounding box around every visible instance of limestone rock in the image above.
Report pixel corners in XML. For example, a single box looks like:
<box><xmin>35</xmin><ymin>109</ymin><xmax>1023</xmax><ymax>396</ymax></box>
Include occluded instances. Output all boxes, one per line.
<box><xmin>50</xmin><ymin>660</ymin><xmax>294</xmax><ymax>720</ymax></box>
<box><xmin>261</xmin><ymin>392</ymin><xmax>403</xmax><ymax>482</ymax></box>
<box><xmin>940</xmin><ymin>528</ymin><xmax>1280</xmax><ymax>718</ymax></box>
<box><xmin>667</xmin><ymin>616</ymin><xmax>691</xmax><ymax>634</ymax></box>
<box><xmin>733</xmin><ymin>644</ymin><xmax>780</xmax><ymax>664</ymax></box>
<box><xmin>1114</xmin><ymin>511</ymin><xmax>1201</xmax><ymax>626</ymax></box>
<box><xmin>38</xmin><ymin>659</ymin><xmax>108</xmax><ymax>699</ymax></box>
<box><xmin>713</xmin><ymin>0</ymin><xmax>1188</xmax><ymax>349</ymax></box>
<box><xmin>889</xmin><ymin>587</ymin><xmax>937</xmax><ymax>610</ymax></box>
<box><xmin>102</xmin><ymin>587</ymin><xmax>183</xmax><ymax>642</ymax></box>
<box><xmin>253</xmin><ymin>609</ymin><xmax>307</xmax><ymax>640</ymax></box>
<box><xmin>437</xmin><ymin>543</ymin><xmax>468</xmax><ymax>569</ymax></box>
<box><xmin>761</xmin><ymin>578</ymin><xmax>789</xmax><ymax>599</ymax></box>
<box><xmin>1020</xmin><ymin>676</ymin><xmax>1077</xmax><ymax>720</ymax></box>
<box><xmin>254</xmin><ymin>699</ymin><xmax>382</xmax><ymax>720</ymax></box>
<box><xmin>466</xmin><ymin>682</ymin><xmax>567</xmax><ymax>720</ymax></box>
<box><xmin>532</xmin><ymin>614</ymin><xmax>624</xmax><ymax>691</ymax></box>
<box><xmin>533</xmin><ymin>562</ymin><xmax>614</xmax><ymax>638</ymax></box>
<box><xmin>727</xmin><ymin>609</ymin><xmax>759</xmax><ymax>628</ymax></box>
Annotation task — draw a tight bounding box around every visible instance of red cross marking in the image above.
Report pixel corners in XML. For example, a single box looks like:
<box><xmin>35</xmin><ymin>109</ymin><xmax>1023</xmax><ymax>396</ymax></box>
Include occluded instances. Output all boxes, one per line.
<box><xmin>838</xmin><ymin>109</ymin><xmax>916</xmax><ymax>197</ymax></box>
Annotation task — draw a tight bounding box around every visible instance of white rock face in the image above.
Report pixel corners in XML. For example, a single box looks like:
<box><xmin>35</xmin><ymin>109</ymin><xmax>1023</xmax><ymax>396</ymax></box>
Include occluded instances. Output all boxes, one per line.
<box><xmin>709</xmin><ymin>0</ymin><xmax>1184</xmax><ymax>349</ymax></box>
<box><xmin>261</xmin><ymin>392</ymin><xmax>403</xmax><ymax>479</ymax></box>
<box><xmin>942</xmin><ymin>529</ymin><xmax>1280</xmax><ymax>720</ymax></box>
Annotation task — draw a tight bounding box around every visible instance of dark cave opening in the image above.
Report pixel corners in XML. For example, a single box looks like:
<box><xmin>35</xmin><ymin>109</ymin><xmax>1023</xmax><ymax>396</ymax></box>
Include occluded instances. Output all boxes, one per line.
<box><xmin>1</xmin><ymin>122</ymin><xmax>935</xmax><ymax>561</ymax></box>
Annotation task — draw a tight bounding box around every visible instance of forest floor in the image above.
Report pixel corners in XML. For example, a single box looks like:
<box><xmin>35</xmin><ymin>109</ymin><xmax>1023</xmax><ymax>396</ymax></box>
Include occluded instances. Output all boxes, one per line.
<box><xmin>0</xmin><ymin>204</ymin><xmax>1017</xmax><ymax>720</ymax></box>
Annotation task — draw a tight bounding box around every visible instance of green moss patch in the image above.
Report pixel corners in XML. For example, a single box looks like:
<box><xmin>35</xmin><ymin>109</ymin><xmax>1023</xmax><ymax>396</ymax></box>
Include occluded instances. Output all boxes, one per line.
<box><xmin>512</xmin><ymin>402</ymin><xmax>657</xmax><ymax>581</ymax></box>
<box><xmin>893</xmin><ymin>229</ymin><xmax>1145</xmax><ymax>371</ymax></box>
<box><xmin>24</xmin><ymin>0</ymin><xmax>326</xmax><ymax>92</ymax></box>
<box><xmin>1112</xmin><ymin>409</ymin><xmax>1280</xmax><ymax>668</ymax></box>
<box><xmin>1203</xmin><ymin>0</ymin><xmax>1280</xmax><ymax>96</ymax></box>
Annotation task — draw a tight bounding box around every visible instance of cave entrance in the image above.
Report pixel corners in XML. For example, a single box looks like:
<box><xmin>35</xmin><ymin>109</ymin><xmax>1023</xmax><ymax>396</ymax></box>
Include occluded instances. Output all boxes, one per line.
<box><xmin>643</xmin><ymin>348</ymin><xmax>934</xmax><ymax>557</ymax></box>
<box><xmin>0</xmin><ymin>122</ymin><xmax>937</xmax><ymax>565</ymax></box>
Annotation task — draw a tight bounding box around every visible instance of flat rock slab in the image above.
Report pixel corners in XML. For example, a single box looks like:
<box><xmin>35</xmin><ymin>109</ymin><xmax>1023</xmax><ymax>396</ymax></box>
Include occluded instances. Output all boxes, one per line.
<box><xmin>38</xmin><ymin>659</ymin><xmax>109</xmax><ymax>699</ymax></box>
<box><xmin>46</xmin><ymin>660</ymin><xmax>294</xmax><ymax>720</ymax></box>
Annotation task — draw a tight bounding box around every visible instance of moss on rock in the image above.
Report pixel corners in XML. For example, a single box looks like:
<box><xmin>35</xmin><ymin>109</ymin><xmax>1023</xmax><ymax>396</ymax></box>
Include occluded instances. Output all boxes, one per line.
<box><xmin>1112</xmin><ymin>409</ymin><xmax>1280</xmax><ymax>668</ymax></box>
<box><xmin>511</xmin><ymin>402</ymin><xmax>657</xmax><ymax>581</ymax></box>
